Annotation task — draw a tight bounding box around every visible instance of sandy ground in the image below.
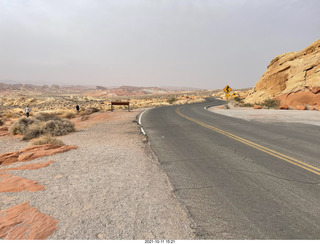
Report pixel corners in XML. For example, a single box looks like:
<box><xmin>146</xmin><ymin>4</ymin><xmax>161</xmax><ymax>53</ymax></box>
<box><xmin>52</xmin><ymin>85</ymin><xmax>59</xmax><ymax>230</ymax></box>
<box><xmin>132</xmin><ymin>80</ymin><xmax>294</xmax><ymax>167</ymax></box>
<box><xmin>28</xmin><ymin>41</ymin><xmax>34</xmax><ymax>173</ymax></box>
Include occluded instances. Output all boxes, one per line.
<box><xmin>0</xmin><ymin>110</ymin><xmax>194</xmax><ymax>240</ymax></box>
<box><xmin>208</xmin><ymin>102</ymin><xmax>320</xmax><ymax>126</ymax></box>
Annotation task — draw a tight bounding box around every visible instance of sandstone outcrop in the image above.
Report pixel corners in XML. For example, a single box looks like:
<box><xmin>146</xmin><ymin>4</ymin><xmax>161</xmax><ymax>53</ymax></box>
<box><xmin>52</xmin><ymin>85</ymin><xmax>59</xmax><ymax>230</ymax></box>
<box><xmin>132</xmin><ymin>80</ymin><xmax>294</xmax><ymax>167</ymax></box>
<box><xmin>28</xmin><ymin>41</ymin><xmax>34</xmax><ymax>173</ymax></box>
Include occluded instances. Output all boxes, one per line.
<box><xmin>0</xmin><ymin>202</ymin><xmax>59</xmax><ymax>240</ymax></box>
<box><xmin>0</xmin><ymin>161</ymin><xmax>55</xmax><ymax>193</ymax></box>
<box><xmin>0</xmin><ymin>144</ymin><xmax>78</xmax><ymax>166</ymax></box>
<box><xmin>245</xmin><ymin>39</ymin><xmax>320</xmax><ymax>108</ymax></box>
<box><xmin>0</xmin><ymin>172</ymin><xmax>45</xmax><ymax>192</ymax></box>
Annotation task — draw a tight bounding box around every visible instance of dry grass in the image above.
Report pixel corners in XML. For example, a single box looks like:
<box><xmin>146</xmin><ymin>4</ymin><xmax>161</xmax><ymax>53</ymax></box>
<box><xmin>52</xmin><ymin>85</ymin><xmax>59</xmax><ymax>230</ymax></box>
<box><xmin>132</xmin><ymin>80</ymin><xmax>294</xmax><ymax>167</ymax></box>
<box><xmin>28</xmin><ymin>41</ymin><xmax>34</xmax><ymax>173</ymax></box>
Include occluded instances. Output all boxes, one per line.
<box><xmin>79</xmin><ymin>107</ymin><xmax>100</xmax><ymax>116</ymax></box>
<box><xmin>9</xmin><ymin>112</ymin><xmax>75</xmax><ymax>140</ymax></box>
<box><xmin>61</xmin><ymin>111</ymin><xmax>76</xmax><ymax>119</ymax></box>
<box><xmin>42</xmin><ymin>119</ymin><xmax>75</xmax><ymax>136</ymax></box>
<box><xmin>31</xmin><ymin>135</ymin><xmax>65</xmax><ymax>146</ymax></box>
<box><xmin>10</xmin><ymin>117</ymin><xmax>37</xmax><ymax>135</ymax></box>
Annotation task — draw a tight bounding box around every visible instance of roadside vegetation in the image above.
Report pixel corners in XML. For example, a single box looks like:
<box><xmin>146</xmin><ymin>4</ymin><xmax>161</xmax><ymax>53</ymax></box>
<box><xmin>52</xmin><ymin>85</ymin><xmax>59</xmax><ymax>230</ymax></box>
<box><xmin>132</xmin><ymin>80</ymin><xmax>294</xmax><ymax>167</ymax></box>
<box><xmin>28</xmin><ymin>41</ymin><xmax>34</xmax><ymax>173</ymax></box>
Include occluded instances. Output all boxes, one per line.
<box><xmin>10</xmin><ymin>112</ymin><xmax>75</xmax><ymax>141</ymax></box>
<box><xmin>234</xmin><ymin>95</ymin><xmax>280</xmax><ymax>109</ymax></box>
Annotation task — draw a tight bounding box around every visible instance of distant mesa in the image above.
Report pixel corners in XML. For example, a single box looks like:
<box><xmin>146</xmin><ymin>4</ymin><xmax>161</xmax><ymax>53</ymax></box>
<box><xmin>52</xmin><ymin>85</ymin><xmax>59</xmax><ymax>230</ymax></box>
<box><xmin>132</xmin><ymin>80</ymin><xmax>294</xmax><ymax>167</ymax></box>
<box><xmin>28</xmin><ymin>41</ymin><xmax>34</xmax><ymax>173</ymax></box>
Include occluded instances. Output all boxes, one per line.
<box><xmin>245</xmin><ymin>39</ymin><xmax>320</xmax><ymax>110</ymax></box>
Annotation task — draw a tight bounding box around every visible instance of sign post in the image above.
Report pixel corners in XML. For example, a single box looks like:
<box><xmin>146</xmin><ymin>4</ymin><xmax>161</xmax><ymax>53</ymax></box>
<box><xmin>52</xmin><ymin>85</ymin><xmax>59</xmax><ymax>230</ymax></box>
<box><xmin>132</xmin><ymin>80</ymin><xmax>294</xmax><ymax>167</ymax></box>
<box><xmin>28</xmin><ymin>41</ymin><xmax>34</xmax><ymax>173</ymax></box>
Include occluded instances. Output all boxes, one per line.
<box><xmin>223</xmin><ymin>85</ymin><xmax>232</xmax><ymax>107</ymax></box>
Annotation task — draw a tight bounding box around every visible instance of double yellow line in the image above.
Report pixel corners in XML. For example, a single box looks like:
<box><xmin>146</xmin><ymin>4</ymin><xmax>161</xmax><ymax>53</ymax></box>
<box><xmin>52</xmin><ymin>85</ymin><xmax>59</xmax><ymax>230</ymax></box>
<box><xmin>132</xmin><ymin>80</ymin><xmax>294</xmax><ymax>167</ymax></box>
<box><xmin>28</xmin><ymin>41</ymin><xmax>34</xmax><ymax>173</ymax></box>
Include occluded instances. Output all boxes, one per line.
<box><xmin>176</xmin><ymin>107</ymin><xmax>320</xmax><ymax>176</ymax></box>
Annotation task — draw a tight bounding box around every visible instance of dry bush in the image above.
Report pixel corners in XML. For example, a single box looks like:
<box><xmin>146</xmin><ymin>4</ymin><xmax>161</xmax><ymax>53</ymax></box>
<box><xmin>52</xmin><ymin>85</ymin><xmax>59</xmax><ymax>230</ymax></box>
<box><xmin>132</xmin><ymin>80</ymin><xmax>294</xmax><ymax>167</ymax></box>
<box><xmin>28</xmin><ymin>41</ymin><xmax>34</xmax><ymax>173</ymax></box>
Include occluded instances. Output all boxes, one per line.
<box><xmin>31</xmin><ymin>135</ymin><xmax>65</xmax><ymax>146</ymax></box>
<box><xmin>0</xmin><ymin>119</ymin><xmax>3</xmax><ymax>126</ymax></box>
<box><xmin>80</xmin><ymin>107</ymin><xmax>100</xmax><ymax>116</ymax></box>
<box><xmin>61</xmin><ymin>111</ymin><xmax>76</xmax><ymax>119</ymax></box>
<box><xmin>10</xmin><ymin>117</ymin><xmax>37</xmax><ymax>135</ymax></box>
<box><xmin>34</xmin><ymin>112</ymin><xmax>61</xmax><ymax>121</ymax></box>
<box><xmin>10</xmin><ymin>113</ymin><xmax>75</xmax><ymax>140</ymax></box>
<box><xmin>23</xmin><ymin>122</ymin><xmax>43</xmax><ymax>140</ymax></box>
<box><xmin>42</xmin><ymin>119</ymin><xmax>75</xmax><ymax>136</ymax></box>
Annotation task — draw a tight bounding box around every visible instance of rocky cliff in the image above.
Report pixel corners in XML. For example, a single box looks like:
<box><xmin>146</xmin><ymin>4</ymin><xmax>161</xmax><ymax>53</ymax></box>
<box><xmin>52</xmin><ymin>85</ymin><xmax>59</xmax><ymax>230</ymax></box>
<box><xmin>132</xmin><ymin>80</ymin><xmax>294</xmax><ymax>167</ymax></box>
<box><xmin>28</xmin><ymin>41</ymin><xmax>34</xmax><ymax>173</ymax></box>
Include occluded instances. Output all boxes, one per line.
<box><xmin>245</xmin><ymin>39</ymin><xmax>320</xmax><ymax>109</ymax></box>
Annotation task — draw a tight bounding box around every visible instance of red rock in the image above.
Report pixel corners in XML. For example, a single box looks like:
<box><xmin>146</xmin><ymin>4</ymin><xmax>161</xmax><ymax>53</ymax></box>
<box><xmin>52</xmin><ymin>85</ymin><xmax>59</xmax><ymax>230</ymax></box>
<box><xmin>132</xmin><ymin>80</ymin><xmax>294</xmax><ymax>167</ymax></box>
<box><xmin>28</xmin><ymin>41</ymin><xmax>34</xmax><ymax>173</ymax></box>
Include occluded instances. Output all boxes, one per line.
<box><xmin>309</xmin><ymin>107</ymin><xmax>317</xmax><ymax>111</ymax></box>
<box><xmin>311</xmin><ymin>86</ymin><xmax>320</xmax><ymax>94</ymax></box>
<box><xmin>0</xmin><ymin>144</ymin><xmax>77</xmax><ymax>166</ymax></box>
<box><xmin>295</xmin><ymin>105</ymin><xmax>307</xmax><ymax>110</ymax></box>
<box><xmin>0</xmin><ymin>128</ymin><xmax>9</xmax><ymax>137</ymax></box>
<box><xmin>0</xmin><ymin>151</ymin><xmax>20</xmax><ymax>165</ymax></box>
<box><xmin>279</xmin><ymin>104</ymin><xmax>289</xmax><ymax>110</ymax></box>
<box><xmin>253</xmin><ymin>105</ymin><xmax>262</xmax><ymax>109</ymax></box>
<box><xmin>275</xmin><ymin>91</ymin><xmax>320</xmax><ymax>110</ymax></box>
<box><xmin>4</xmin><ymin>161</ymin><xmax>55</xmax><ymax>171</ymax></box>
<box><xmin>0</xmin><ymin>202</ymin><xmax>59</xmax><ymax>240</ymax></box>
<box><xmin>0</xmin><ymin>172</ymin><xmax>45</xmax><ymax>192</ymax></box>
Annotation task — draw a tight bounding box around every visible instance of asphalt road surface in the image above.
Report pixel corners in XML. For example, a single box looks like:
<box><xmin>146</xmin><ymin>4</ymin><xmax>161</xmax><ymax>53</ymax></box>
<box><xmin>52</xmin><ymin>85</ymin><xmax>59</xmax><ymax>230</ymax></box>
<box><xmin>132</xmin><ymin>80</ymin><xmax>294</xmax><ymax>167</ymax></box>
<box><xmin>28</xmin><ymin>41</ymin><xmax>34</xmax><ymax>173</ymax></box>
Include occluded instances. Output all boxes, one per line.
<box><xmin>141</xmin><ymin>98</ymin><xmax>320</xmax><ymax>239</ymax></box>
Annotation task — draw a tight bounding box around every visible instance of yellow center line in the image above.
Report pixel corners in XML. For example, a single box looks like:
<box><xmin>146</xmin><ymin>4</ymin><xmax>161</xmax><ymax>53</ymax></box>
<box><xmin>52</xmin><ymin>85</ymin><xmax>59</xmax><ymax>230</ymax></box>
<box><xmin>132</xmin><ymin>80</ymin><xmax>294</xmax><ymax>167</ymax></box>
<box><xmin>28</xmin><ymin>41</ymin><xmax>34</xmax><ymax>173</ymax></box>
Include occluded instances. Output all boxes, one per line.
<box><xmin>176</xmin><ymin>107</ymin><xmax>320</xmax><ymax>176</ymax></box>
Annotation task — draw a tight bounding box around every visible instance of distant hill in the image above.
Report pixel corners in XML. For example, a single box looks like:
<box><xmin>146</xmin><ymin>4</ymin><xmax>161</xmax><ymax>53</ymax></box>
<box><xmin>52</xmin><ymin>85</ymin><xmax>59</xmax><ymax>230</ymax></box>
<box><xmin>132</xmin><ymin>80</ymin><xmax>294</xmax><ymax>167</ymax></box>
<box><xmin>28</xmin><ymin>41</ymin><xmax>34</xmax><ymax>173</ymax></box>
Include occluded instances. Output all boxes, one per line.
<box><xmin>0</xmin><ymin>82</ymin><xmax>203</xmax><ymax>97</ymax></box>
<box><xmin>160</xmin><ymin>86</ymin><xmax>202</xmax><ymax>91</ymax></box>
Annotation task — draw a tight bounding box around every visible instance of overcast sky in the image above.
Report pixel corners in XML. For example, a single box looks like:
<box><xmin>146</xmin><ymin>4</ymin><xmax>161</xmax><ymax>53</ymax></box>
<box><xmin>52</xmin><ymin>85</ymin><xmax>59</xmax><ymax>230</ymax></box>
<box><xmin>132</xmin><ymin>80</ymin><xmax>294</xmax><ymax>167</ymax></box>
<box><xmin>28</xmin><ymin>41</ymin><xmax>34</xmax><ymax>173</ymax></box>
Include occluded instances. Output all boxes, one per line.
<box><xmin>0</xmin><ymin>0</ymin><xmax>319</xmax><ymax>89</ymax></box>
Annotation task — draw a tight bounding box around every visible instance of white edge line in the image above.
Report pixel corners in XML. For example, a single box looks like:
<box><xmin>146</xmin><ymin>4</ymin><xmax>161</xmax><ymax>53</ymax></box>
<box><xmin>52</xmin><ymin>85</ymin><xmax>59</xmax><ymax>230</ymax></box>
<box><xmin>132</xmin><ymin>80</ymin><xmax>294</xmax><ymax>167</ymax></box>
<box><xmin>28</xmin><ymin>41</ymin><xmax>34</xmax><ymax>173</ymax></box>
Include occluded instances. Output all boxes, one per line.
<box><xmin>138</xmin><ymin>110</ymin><xmax>147</xmax><ymax>125</ymax></box>
<box><xmin>138</xmin><ymin>110</ymin><xmax>147</xmax><ymax>135</ymax></box>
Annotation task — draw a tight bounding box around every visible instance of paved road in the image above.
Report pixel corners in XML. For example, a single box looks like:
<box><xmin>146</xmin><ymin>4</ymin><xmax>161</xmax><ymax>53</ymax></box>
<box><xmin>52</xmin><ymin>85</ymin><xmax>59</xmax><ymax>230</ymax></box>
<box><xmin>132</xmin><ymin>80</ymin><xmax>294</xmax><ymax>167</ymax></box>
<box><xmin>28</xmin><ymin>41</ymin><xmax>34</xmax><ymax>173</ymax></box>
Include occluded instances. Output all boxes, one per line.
<box><xmin>141</xmin><ymin>98</ymin><xmax>320</xmax><ymax>239</ymax></box>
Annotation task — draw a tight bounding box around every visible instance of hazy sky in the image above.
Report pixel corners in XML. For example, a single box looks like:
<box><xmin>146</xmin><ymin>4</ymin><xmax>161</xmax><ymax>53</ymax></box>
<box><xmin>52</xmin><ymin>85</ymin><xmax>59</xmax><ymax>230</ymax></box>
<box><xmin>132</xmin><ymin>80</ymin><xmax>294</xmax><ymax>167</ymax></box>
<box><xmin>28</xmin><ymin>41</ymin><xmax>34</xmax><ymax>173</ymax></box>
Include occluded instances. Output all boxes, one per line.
<box><xmin>0</xmin><ymin>0</ymin><xmax>319</xmax><ymax>89</ymax></box>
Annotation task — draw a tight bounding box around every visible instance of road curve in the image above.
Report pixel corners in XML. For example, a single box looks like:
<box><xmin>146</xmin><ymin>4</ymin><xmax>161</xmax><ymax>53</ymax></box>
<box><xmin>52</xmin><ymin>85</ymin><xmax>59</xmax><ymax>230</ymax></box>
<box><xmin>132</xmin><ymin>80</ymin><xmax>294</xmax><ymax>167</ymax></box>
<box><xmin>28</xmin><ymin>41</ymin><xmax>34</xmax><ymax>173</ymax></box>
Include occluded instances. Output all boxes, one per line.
<box><xmin>141</xmin><ymin>98</ymin><xmax>320</xmax><ymax>239</ymax></box>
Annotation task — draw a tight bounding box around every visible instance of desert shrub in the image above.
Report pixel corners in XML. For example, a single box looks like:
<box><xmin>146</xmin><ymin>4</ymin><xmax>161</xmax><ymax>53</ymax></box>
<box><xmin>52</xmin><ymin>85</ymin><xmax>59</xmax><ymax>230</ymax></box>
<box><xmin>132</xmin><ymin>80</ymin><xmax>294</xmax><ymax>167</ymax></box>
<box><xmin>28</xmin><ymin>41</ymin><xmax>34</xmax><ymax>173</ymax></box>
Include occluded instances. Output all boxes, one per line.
<box><xmin>10</xmin><ymin>114</ymin><xmax>75</xmax><ymax>140</ymax></box>
<box><xmin>61</xmin><ymin>111</ymin><xmax>76</xmax><ymax>119</ymax></box>
<box><xmin>241</xmin><ymin>103</ymin><xmax>254</xmax><ymax>107</ymax></box>
<box><xmin>34</xmin><ymin>112</ymin><xmax>61</xmax><ymax>122</ymax></box>
<box><xmin>0</xmin><ymin>119</ymin><xmax>3</xmax><ymax>126</ymax></box>
<box><xmin>80</xmin><ymin>107</ymin><xmax>100</xmax><ymax>116</ymax></box>
<box><xmin>10</xmin><ymin>117</ymin><xmax>37</xmax><ymax>135</ymax></box>
<box><xmin>23</xmin><ymin>122</ymin><xmax>43</xmax><ymax>140</ymax></box>
<box><xmin>167</xmin><ymin>97</ymin><xmax>177</xmax><ymax>104</ymax></box>
<box><xmin>31</xmin><ymin>135</ymin><xmax>65</xmax><ymax>146</ymax></box>
<box><xmin>234</xmin><ymin>95</ymin><xmax>244</xmax><ymax>103</ymax></box>
<box><xmin>260</xmin><ymin>98</ymin><xmax>280</xmax><ymax>109</ymax></box>
<box><xmin>42</xmin><ymin>119</ymin><xmax>75</xmax><ymax>136</ymax></box>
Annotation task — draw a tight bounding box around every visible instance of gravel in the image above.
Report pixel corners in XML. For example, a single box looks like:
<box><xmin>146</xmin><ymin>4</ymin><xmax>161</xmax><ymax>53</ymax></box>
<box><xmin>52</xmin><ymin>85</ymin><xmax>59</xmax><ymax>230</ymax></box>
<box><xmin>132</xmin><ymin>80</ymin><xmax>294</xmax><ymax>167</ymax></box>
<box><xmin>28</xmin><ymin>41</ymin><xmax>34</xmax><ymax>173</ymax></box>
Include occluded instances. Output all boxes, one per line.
<box><xmin>0</xmin><ymin>110</ymin><xmax>194</xmax><ymax>240</ymax></box>
<box><xmin>208</xmin><ymin>102</ymin><xmax>320</xmax><ymax>126</ymax></box>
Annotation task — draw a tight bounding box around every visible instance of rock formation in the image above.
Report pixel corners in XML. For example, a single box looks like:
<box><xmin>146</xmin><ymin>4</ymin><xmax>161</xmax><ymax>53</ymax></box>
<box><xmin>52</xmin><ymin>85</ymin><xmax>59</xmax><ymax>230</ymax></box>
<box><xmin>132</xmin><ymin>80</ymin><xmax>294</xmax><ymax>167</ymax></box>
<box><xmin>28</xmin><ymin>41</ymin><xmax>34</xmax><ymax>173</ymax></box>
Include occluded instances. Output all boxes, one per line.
<box><xmin>0</xmin><ymin>144</ymin><xmax>78</xmax><ymax>166</ymax></box>
<box><xmin>0</xmin><ymin>172</ymin><xmax>45</xmax><ymax>192</ymax></box>
<box><xmin>0</xmin><ymin>202</ymin><xmax>59</xmax><ymax>240</ymax></box>
<box><xmin>245</xmin><ymin>39</ymin><xmax>320</xmax><ymax>109</ymax></box>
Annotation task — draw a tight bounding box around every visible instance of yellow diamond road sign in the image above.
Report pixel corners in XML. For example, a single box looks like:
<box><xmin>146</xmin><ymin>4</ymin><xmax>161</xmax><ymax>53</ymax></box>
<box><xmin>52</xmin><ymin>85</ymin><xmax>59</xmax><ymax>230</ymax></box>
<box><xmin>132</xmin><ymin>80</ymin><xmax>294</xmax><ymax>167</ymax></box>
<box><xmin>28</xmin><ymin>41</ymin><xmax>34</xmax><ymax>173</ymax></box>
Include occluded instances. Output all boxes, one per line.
<box><xmin>224</xmin><ymin>85</ymin><xmax>232</xmax><ymax>93</ymax></box>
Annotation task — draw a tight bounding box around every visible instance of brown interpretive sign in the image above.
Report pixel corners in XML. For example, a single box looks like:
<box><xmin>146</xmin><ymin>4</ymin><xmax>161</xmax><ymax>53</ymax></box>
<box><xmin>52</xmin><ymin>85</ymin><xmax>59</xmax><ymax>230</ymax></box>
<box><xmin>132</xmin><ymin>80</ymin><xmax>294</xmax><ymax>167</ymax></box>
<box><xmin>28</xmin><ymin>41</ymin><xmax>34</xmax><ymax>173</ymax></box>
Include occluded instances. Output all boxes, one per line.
<box><xmin>111</xmin><ymin>101</ymin><xmax>130</xmax><ymax>111</ymax></box>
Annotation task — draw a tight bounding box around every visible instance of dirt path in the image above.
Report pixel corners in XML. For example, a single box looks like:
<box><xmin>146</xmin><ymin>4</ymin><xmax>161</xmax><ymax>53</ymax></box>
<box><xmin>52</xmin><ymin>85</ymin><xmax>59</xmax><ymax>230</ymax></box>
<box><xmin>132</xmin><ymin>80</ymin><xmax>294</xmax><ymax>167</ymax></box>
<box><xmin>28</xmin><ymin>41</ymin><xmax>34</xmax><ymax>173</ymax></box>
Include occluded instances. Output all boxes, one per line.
<box><xmin>0</xmin><ymin>110</ymin><xmax>194</xmax><ymax>240</ymax></box>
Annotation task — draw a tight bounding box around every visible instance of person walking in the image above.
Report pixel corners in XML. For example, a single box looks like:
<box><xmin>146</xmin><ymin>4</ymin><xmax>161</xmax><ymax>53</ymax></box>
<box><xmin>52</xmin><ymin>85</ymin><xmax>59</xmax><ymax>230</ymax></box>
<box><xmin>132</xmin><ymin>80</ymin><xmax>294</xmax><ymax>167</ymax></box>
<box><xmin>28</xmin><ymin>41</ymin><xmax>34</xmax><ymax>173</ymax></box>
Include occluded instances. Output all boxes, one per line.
<box><xmin>25</xmin><ymin>106</ymin><xmax>30</xmax><ymax>117</ymax></box>
<box><xmin>76</xmin><ymin>104</ymin><xmax>80</xmax><ymax>113</ymax></box>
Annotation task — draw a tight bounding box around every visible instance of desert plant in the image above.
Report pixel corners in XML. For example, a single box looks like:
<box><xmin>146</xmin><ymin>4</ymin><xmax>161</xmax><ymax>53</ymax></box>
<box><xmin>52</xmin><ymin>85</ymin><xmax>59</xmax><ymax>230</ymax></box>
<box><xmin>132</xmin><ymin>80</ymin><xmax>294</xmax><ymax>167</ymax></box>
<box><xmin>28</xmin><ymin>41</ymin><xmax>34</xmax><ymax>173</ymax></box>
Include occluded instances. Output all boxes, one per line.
<box><xmin>23</xmin><ymin>122</ymin><xmax>43</xmax><ymax>140</ymax></box>
<box><xmin>80</xmin><ymin>107</ymin><xmax>100</xmax><ymax>116</ymax></box>
<box><xmin>34</xmin><ymin>112</ymin><xmax>61</xmax><ymax>121</ymax></box>
<box><xmin>234</xmin><ymin>95</ymin><xmax>244</xmax><ymax>103</ymax></box>
<box><xmin>31</xmin><ymin>135</ymin><xmax>65</xmax><ymax>146</ymax></box>
<box><xmin>241</xmin><ymin>103</ymin><xmax>254</xmax><ymax>107</ymax></box>
<box><xmin>0</xmin><ymin>119</ymin><xmax>3</xmax><ymax>126</ymax></box>
<box><xmin>261</xmin><ymin>98</ymin><xmax>280</xmax><ymax>109</ymax></box>
<box><xmin>10</xmin><ymin>117</ymin><xmax>37</xmax><ymax>135</ymax></box>
<box><xmin>10</xmin><ymin>113</ymin><xmax>75</xmax><ymax>140</ymax></box>
<box><xmin>42</xmin><ymin>119</ymin><xmax>75</xmax><ymax>136</ymax></box>
<box><xmin>61</xmin><ymin>111</ymin><xmax>76</xmax><ymax>119</ymax></box>
<box><xmin>167</xmin><ymin>97</ymin><xmax>177</xmax><ymax>104</ymax></box>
